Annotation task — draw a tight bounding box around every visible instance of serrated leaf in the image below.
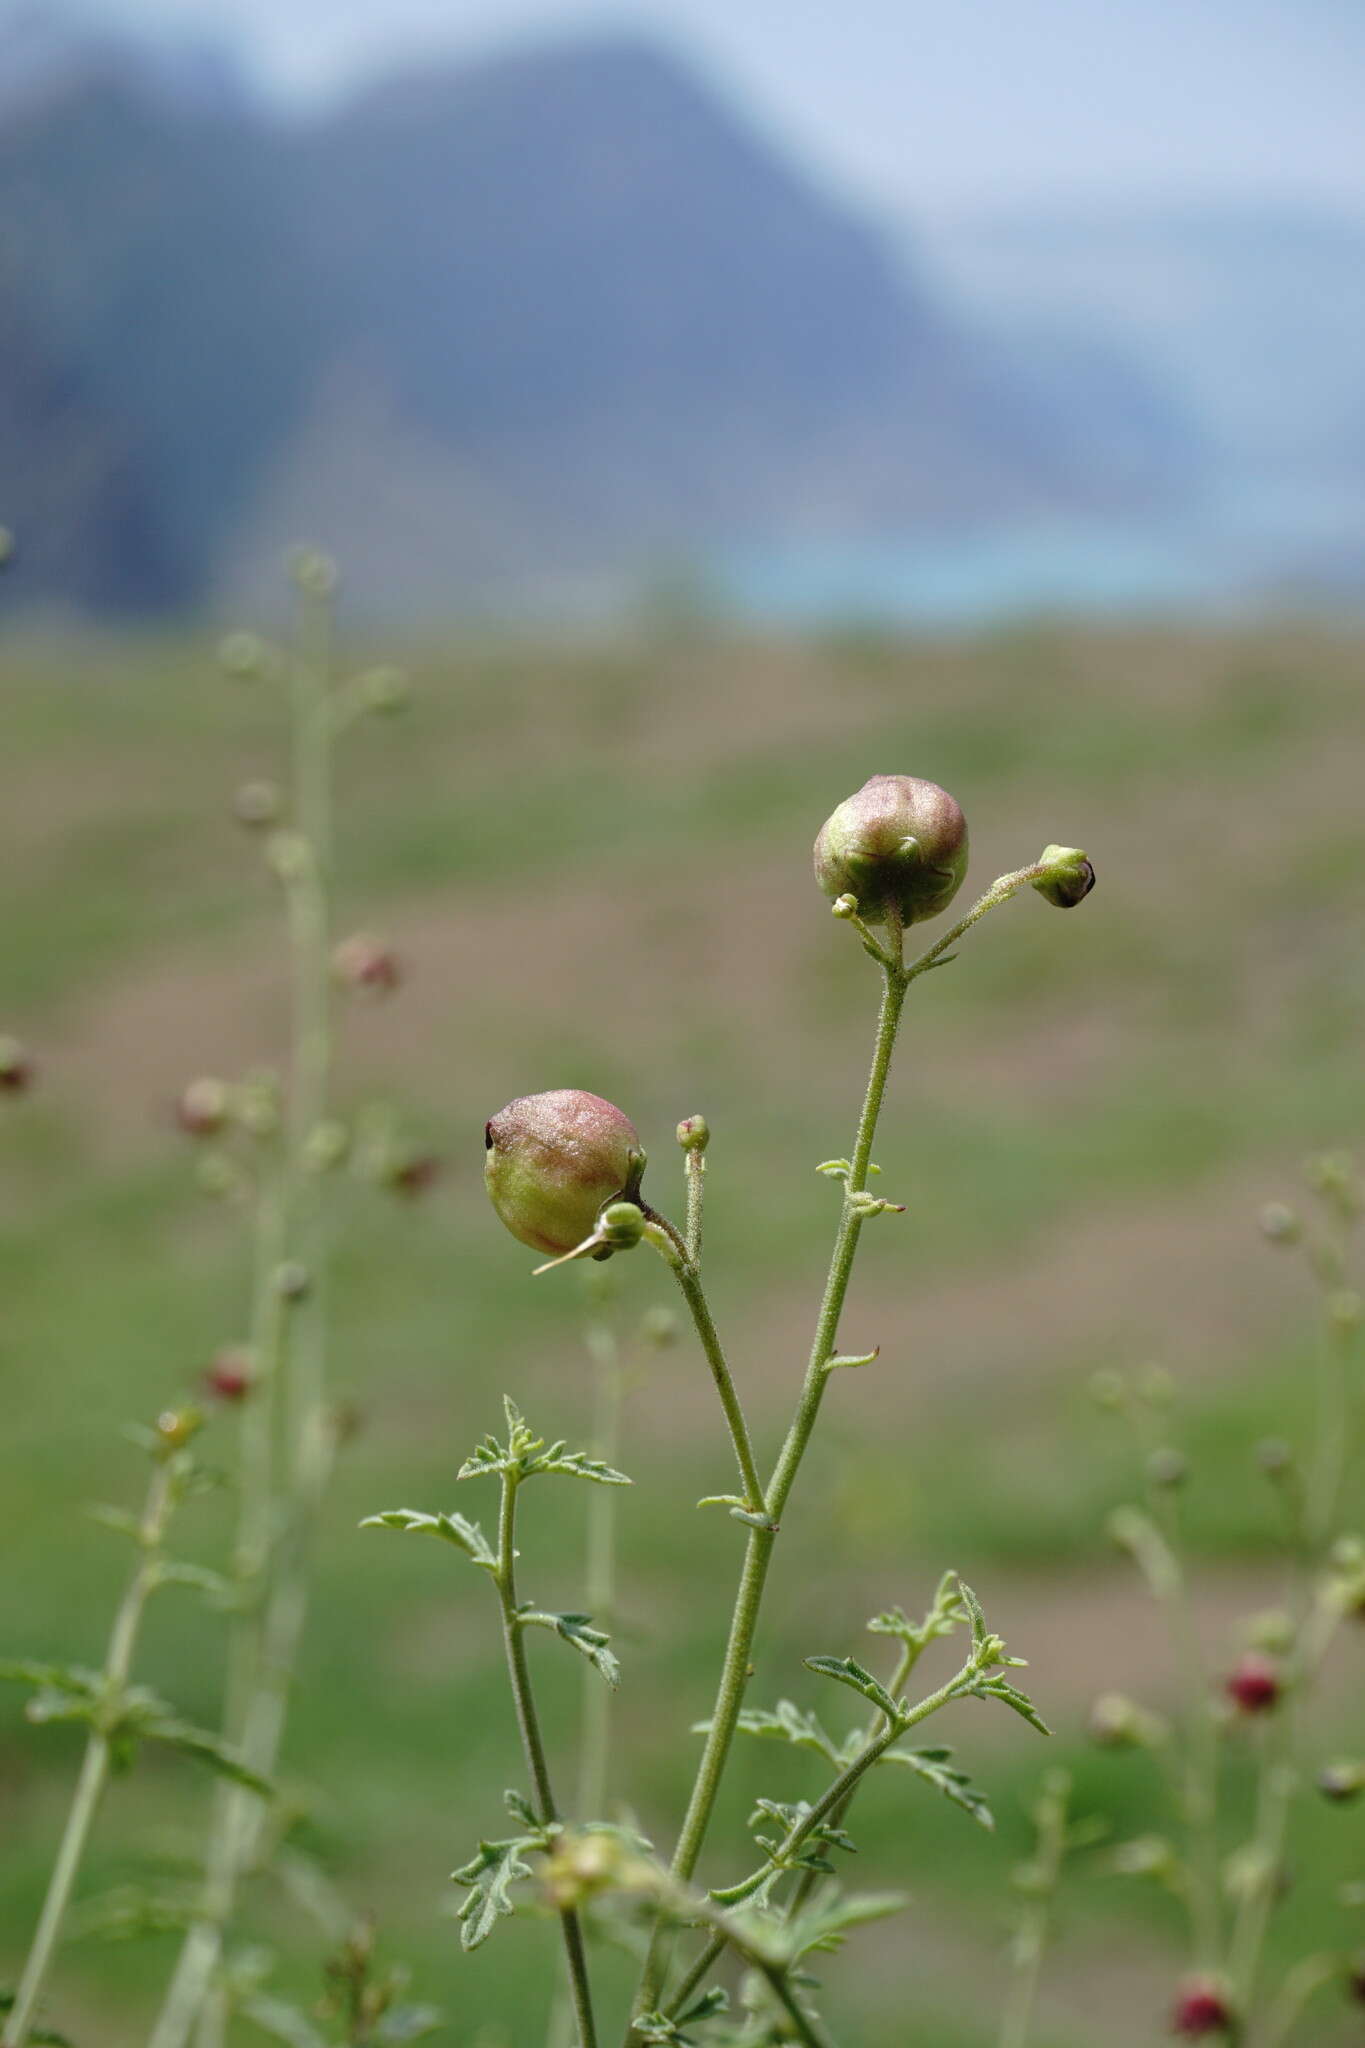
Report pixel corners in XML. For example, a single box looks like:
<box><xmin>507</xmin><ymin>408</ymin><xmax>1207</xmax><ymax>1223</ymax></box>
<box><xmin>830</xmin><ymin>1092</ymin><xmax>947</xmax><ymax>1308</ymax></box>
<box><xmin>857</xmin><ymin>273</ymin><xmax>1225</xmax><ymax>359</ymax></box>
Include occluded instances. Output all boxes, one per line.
<box><xmin>141</xmin><ymin>1719</ymin><xmax>274</xmax><ymax>1793</ymax></box>
<box><xmin>155</xmin><ymin>1561</ymin><xmax>234</xmax><ymax>1602</ymax></box>
<box><xmin>879</xmin><ymin>1746</ymin><xmax>995</xmax><ymax>1830</ymax></box>
<box><xmin>957</xmin><ymin>1579</ymin><xmax>987</xmax><ymax>1646</ymax></box>
<box><xmin>504</xmin><ymin>1788</ymin><xmax>541</xmax><ymax>1831</ymax></box>
<box><xmin>701</xmin><ymin>1699</ymin><xmax>842</xmax><ymax>1766</ymax></box>
<box><xmin>451</xmin><ymin>1837</ymin><xmax>535</xmax><ymax>1950</ymax></box>
<box><xmin>636</xmin><ymin>1986</ymin><xmax>730</xmax><ymax>2044</ymax></box>
<box><xmin>359</xmin><ymin>1507</ymin><xmax>496</xmax><ymax>1568</ymax></box>
<box><xmin>528</xmin><ymin>1447</ymin><xmax>632</xmax><ymax>1487</ymax></box>
<box><xmin>518</xmin><ymin>1609</ymin><xmax>620</xmax><ymax>1688</ymax></box>
<box><xmin>783</xmin><ymin>1889</ymin><xmax>910</xmax><ymax>1961</ymax></box>
<box><xmin>238</xmin><ymin>1995</ymin><xmax>329</xmax><ymax>2048</ymax></box>
<box><xmin>973</xmin><ymin>1677</ymin><xmax>1051</xmax><ymax>1737</ymax></box>
<box><xmin>803</xmin><ymin>1656</ymin><xmax>901</xmax><ymax>1724</ymax></box>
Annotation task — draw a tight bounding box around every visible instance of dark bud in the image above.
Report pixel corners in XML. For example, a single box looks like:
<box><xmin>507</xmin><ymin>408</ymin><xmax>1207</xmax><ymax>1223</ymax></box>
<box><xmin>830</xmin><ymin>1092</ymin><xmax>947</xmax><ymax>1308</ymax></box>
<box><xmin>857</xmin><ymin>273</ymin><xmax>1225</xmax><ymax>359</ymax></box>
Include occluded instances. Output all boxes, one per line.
<box><xmin>1171</xmin><ymin>1981</ymin><xmax>1235</xmax><ymax>2037</ymax></box>
<box><xmin>814</xmin><ymin>775</ymin><xmax>968</xmax><ymax>928</ymax></box>
<box><xmin>0</xmin><ymin>1035</ymin><xmax>35</xmax><ymax>1093</ymax></box>
<box><xmin>1348</xmin><ymin>1955</ymin><xmax>1365</xmax><ymax>2007</ymax></box>
<box><xmin>485</xmin><ymin>1091</ymin><xmax>641</xmax><ymax>1256</ymax></box>
<box><xmin>205</xmin><ymin>1347</ymin><xmax>255</xmax><ymax>1402</ymax></box>
<box><xmin>1256</xmin><ymin>1437</ymin><xmax>1294</xmax><ymax>1477</ymax></box>
<box><xmin>1148</xmin><ymin>1447</ymin><xmax>1188</xmax><ymax>1490</ymax></box>
<box><xmin>233</xmin><ymin>779</ymin><xmax>284</xmax><ymax>830</ymax></box>
<box><xmin>1225</xmin><ymin>1652</ymin><xmax>1282</xmax><ymax>1715</ymax></box>
<box><xmin>176</xmin><ymin>1077</ymin><xmax>231</xmax><ymax>1137</ymax></box>
<box><xmin>387</xmin><ymin>1150</ymin><xmax>441</xmax><ymax>1199</ymax></box>
<box><xmin>1032</xmin><ymin>845</ymin><xmax>1095</xmax><ymax>909</ymax></box>
<box><xmin>333</xmin><ymin>932</ymin><xmax>402</xmax><ymax>995</ymax></box>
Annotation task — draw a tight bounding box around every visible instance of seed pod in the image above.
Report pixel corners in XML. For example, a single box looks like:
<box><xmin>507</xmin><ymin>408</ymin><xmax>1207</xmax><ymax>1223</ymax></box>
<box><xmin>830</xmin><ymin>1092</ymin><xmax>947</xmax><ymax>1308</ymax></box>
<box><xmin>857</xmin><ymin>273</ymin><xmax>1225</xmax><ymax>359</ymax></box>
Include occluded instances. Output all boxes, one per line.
<box><xmin>176</xmin><ymin>1077</ymin><xmax>231</xmax><ymax>1137</ymax></box>
<box><xmin>814</xmin><ymin>776</ymin><xmax>968</xmax><ymax>928</ymax></box>
<box><xmin>334</xmin><ymin>932</ymin><xmax>402</xmax><ymax>995</ymax></box>
<box><xmin>205</xmin><ymin>1347</ymin><xmax>255</xmax><ymax>1402</ymax></box>
<box><xmin>485</xmin><ymin>1090</ymin><xmax>640</xmax><ymax>1256</ymax></box>
<box><xmin>1033</xmin><ymin>844</ymin><xmax>1095</xmax><ymax>909</ymax></box>
<box><xmin>1171</xmin><ymin>1980</ymin><xmax>1235</xmax><ymax>2036</ymax></box>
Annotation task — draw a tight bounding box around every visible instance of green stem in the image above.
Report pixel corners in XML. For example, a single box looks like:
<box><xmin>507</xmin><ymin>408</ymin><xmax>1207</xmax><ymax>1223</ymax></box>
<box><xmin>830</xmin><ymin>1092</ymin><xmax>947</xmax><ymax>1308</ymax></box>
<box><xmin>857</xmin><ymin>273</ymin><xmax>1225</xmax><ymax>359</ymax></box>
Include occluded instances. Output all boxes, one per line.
<box><xmin>495</xmin><ymin>1474</ymin><xmax>598</xmax><ymax>2048</ymax></box>
<box><xmin>577</xmin><ymin>1320</ymin><xmax>624</xmax><ymax>1822</ymax></box>
<box><xmin>3</xmin><ymin>1459</ymin><xmax>174</xmax><ymax>2048</ymax></box>
<box><xmin>149</xmin><ymin>580</ymin><xmax>339</xmax><ymax>2048</ymax></box>
<box><xmin>997</xmin><ymin>1774</ymin><xmax>1069</xmax><ymax>2048</ymax></box>
<box><xmin>684</xmin><ymin>1148</ymin><xmax>706</xmax><ymax>1265</ymax></box>
<box><xmin>669</xmin><ymin>1258</ymin><xmax>767</xmax><ymax>1515</ymax></box>
<box><xmin>758</xmin><ymin>1966</ymin><xmax>839</xmax><ymax>2048</ymax></box>
<box><xmin>782</xmin><ymin>1639</ymin><xmax>918</xmax><ymax>1923</ymax></box>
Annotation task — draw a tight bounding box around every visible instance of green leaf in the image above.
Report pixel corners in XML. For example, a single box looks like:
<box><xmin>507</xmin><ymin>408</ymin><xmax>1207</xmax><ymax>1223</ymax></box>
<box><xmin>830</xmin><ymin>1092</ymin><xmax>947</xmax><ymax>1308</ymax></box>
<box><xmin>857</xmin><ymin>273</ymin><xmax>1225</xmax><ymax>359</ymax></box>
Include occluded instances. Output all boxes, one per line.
<box><xmin>636</xmin><ymin>1987</ymin><xmax>730</xmax><ymax>2043</ymax></box>
<box><xmin>68</xmin><ymin>1884</ymin><xmax>195</xmax><ymax>1940</ymax></box>
<box><xmin>699</xmin><ymin>1699</ymin><xmax>843</xmax><ymax>1767</ymax></box>
<box><xmin>451</xmin><ymin>1837</ymin><xmax>536</xmax><ymax>1951</ymax></box>
<box><xmin>87</xmin><ymin>1504</ymin><xmax>142</xmax><ymax>1540</ymax></box>
<box><xmin>359</xmin><ymin>1507</ymin><xmax>496</xmax><ymax>1568</ymax></box>
<box><xmin>238</xmin><ymin>1995</ymin><xmax>329</xmax><ymax>2048</ymax></box>
<box><xmin>957</xmin><ymin>1578</ymin><xmax>988</xmax><ymax>1647</ymax></box>
<box><xmin>504</xmin><ymin>1788</ymin><xmax>541</xmax><ymax>1831</ymax></box>
<box><xmin>971</xmin><ymin>1677</ymin><xmax>1051</xmax><ymax>1737</ymax></box>
<box><xmin>140</xmin><ymin>1719</ymin><xmax>274</xmax><ymax>1793</ymax></box>
<box><xmin>803</xmin><ymin>1656</ymin><xmax>902</xmax><ymax>1725</ymax></box>
<box><xmin>878</xmin><ymin>1746</ymin><xmax>995</xmax><ymax>1830</ymax></box>
<box><xmin>0</xmin><ymin>1660</ymin><xmax>100</xmax><ymax>1696</ymax></box>
<box><xmin>25</xmin><ymin>1689</ymin><xmax>97</xmax><ymax>1728</ymax></box>
<box><xmin>823</xmin><ymin>1348</ymin><xmax>880</xmax><ymax>1373</ymax></box>
<box><xmin>526</xmin><ymin>1446</ymin><xmax>632</xmax><ymax>1487</ymax></box>
<box><xmin>518</xmin><ymin>1609</ymin><xmax>620</xmax><ymax>1688</ymax></box>
<box><xmin>783</xmin><ymin>1889</ymin><xmax>910</xmax><ymax>1962</ymax></box>
<box><xmin>154</xmin><ymin>1561</ymin><xmax>234</xmax><ymax>1603</ymax></box>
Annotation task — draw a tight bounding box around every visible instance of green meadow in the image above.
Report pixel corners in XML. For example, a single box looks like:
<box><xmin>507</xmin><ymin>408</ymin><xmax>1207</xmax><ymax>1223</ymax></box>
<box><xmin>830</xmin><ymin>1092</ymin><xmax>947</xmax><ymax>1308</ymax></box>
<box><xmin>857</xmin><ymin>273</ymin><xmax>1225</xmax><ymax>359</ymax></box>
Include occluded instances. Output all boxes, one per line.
<box><xmin>2</xmin><ymin>618</ymin><xmax>1363</xmax><ymax>2045</ymax></box>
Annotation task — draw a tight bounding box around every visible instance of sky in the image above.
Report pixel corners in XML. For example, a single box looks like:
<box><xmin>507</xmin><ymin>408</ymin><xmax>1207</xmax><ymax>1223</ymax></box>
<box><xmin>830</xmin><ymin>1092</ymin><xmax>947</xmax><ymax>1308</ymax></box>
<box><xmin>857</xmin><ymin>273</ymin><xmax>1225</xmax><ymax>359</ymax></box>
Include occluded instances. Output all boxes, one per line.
<box><xmin>99</xmin><ymin>0</ymin><xmax>1365</xmax><ymax>214</ymax></box>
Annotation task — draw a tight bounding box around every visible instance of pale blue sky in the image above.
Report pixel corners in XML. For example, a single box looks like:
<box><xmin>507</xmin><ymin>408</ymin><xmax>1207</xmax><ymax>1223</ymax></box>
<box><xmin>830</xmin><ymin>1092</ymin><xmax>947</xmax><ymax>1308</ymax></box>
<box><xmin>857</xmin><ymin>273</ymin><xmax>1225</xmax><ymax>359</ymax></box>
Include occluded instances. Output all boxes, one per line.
<box><xmin>114</xmin><ymin>0</ymin><xmax>1365</xmax><ymax>212</ymax></box>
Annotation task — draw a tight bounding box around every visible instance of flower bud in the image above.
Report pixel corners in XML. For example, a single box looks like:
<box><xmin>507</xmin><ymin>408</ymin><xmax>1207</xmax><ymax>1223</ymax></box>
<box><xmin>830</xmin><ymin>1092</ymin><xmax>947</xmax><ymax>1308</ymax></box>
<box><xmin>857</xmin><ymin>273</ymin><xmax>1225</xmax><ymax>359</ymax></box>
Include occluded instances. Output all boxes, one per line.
<box><xmin>233</xmin><ymin>779</ymin><xmax>283</xmax><ymax>830</ymax></box>
<box><xmin>275</xmin><ymin>1260</ymin><xmax>312</xmax><ymax>1302</ymax></box>
<box><xmin>1317</xmin><ymin>1759</ymin><xmax>1363</xmax><ymax>1804</ymax></box>
<box><xmin>1225</xmin><ymin>1652</ymin><xmax>1281</xmax><ymax>1714</ymax></box>
<box><xmin>156</xmin><ymin>1407</ymin><xmax>204</xmax><ymax>1452</ymax></box>
<box><xmin>1088</xmin><ymin>1368</ymin><xmax>1127</xmax><ymax>1413</ymax></box>
<box><xmin>1032</xmin><ymin>845</ymin><xmax>1095</xmax><ymax>909</ymax></box>
<box><xmin>485</xmin><ymin>1091</ymin><xmax>641</xmax><ymax>1257</ymax></box>
<box><xmin>1089</xmin><ymin>1692</ymin><xmax>1167</xmax><ymax>1750</ymax></box>
<box><xmin>598</xmin><ymin>1201</ymin><xmax>645</xmax><ymax>1251</ymax></box>
<box><xmin>174</xmin><ymin>1081</ymin><xmax>231</xmax><ymax>1146</ymax></box>
<box><xmin>334</xmin><ymin>932</ymin><xmax>402</xmax><ymax>996</ymax></box>
<box><xmin>640</xmin><ymin>1305</ymin><xmax>679</xmax><ymax>1349</ymax></box>
<box><xmin>304</xmin><ymin>1119</ymin><xmax>351</xmax><ymax>1173</ymax></box>
<box><xmin>0</xmin><ymin>1035</ymin><xmax>35</xmax><ymax>1094</ymax></box>
<box><xmin>1257</xmin><ymin>1201</ymin><xmax>1300</xmax><ymax>1246</ymax></box>
<box><xmin>1171</xmin><ymin>1980</ymin><xmax>1235</xmax><ymax>2037</ymax></box>
<box><xmin>1256</xmin><ymin>1437</ymin><xmax>1294</xmax><ymax>1478</ymax></box>
<box><xmin>205</xmin><ymin>1347</ymin><xmax>255</xmax><ymax>1402</ymax></box>
<box><xmin>217</xmin><ymin>630</ymin><xmax>268</xmax><ymax>679</ymax></box>
<box><xmin>289</xmin><ymin>546</ymin><xmax>338</xmax><ymax>597</ymax></box>
<box><xmin>387</xmin><ymin>1149</ymin><xmax>440</xmax><ymax>1198</ymax></box>
<box><xmin>356</xmin><ymin>665</ymin><xmax>410</xmax><ymax>715</ymax></box>
<box><xmin>1148</xmin><ymin>1447</ymin><xmax>1188</xmax><ymax>1491</ymax></box>
<box><xmin>814</xmin><ymin>775</ymin><xmax>968</xmax><ymax>928</ymax></box>
<box><xmin>676</xmin><ymin>1114</ymin><xmax>710</xmax><ymax>1154</ymax></box>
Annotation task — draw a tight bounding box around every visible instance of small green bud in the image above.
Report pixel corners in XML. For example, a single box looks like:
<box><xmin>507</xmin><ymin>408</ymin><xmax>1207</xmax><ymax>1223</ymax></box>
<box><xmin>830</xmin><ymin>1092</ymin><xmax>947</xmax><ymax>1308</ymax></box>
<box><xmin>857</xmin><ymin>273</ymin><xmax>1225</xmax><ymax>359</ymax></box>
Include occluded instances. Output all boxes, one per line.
<box><xmin>275</xmin><ymin>1260</ymin><xmax>312</xmax><ymax>1302</ymax></box>
<box><xmin>676</xmin><ymin>1114</ymin><xmax>710</xmax><ymax>1153</ymax></box>
<box><xmin>1088</xmin><ymin>1692</ymin><xmax>1168</xmax><ymax>1750</ymax></box>
<box><xmin>1256</xmin><ymin>1437</ymin><xmax>1294</xmax><ymax>1477</ymax></box>
<box><xmin>1317</xmin><ymin>1759</ymin><xmax>1363</xmax><ymax>1804</ymax></box>
<box><xmin>1147</xmin><ymin>1447</ymin><xmax>1188</xmax><ymax>1490</ymax></box>
<box><xmin>1328</xmin><ymin>1289</ymin><xmax>1363</xmax><ymax>1332</ymax></box>
<box><xmin>356</xmin><ymin>665</ymin><xmax>410</xmax><ymax>715</ymax></box>
<box><xmin>1258</xmin><ymin>1200</ymin><xmax>1300</xmax><ymax>1245</ymax></box>
<box><xmin>1245</xmin><ymin>1609</ymin><xmax>1294</xmax><ymax>1655</ymax></box>
<box><xmin>485</xmin><ymin>1090</ymin><xmax>641</xmax><ymax>1256</ymax></box>
<box><xmin>831</xmin><ymin>893</ymin><xmax>859</xmax><ymax>920</ymax></box>
<box><xmin>640</xmin><ymin>1305</ymin><xmax>679</xmax><ymax>1349</ymax></box>
<box><xmin>155</xmin><ymin>1407</ymin><xmax>204</xmax><ymax>1452</ymax></box>
<box><xmin>305</xmin><ymin>1119</ymin><xmax>351</xmax><ymax>1173</ymax></box>
<box><xmin>233</xmin><ymin>779</ymin><xmax>284</xmax><ymax>829</ymax></box>
<box><xmin>599</xmin><ymin>1201</ymin><xmax>645</xmax><ymax>1250</ymax></box>
<box><xmin>1136</xmin><ymin>1362</ymin><xmax>1177</xmax><ymax>1407</ymax></box>
<box><xmin>814</xmin><ymin>775</ymin><xmax>968</xmax><ymax>928</ymax></box>
<box><xmin>1032</xmin><ymin>844</ymin><xmax>1095</xmax><ymax>909</ymax></box>
<box><xmin>217</xmin><ymin>629</ymin><xmax>268</xmax><ymax>679</ymax></box>
<box><xmin>265</xmin><ymin>831</ymin><xmax>311</xmax><ymax>884</ymax></box>
<box><xmin>289</xmin><ymin>546</ymin><xmax>338</xmax><ymax>597</ymax></box>
<box><xmin>1087</xmin><ymin>1368</ymin><xmax>1127</xmax><ymax>1413</ymax></box>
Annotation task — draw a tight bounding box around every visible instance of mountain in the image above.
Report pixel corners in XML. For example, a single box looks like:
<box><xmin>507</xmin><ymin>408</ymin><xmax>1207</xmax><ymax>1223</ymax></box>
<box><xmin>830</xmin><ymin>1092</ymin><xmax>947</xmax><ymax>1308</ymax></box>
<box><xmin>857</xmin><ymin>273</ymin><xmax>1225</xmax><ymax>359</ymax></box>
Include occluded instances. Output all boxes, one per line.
<box><xmin>0</xmin><ymin>32</ymin><xmax>1197</xmax><ymax>618</ymax></box>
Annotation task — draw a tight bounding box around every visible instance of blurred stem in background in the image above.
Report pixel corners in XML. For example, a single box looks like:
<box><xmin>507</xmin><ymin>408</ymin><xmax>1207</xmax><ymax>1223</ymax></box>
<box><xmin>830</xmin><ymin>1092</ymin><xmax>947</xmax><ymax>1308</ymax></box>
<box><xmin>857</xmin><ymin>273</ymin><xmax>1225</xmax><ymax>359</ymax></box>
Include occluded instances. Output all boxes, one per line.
<box><xmin>2</xmin><ymin>1444</ymin><xmax>182</xmax><ymax>2048</ymax></box>
<box><xmin>151</xmin><ymin>556</ymin><xmax>345</xmax><ymax>2048</ymax></box>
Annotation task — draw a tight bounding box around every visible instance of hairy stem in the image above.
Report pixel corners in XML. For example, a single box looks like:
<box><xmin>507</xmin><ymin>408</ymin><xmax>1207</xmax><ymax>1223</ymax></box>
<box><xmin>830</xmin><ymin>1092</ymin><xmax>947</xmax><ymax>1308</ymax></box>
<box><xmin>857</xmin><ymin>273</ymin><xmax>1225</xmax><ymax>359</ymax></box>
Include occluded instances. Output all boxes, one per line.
<box><xmin>669</xmin><ymin>1257</ymin><xmax>767</xmax><ymax>1515</ymax></box>
<box><xmin>495</xmin><ymin>1473</ymin><xmax>598</xmax><ymax>2048</ymax></box>
<box><xmin>3</xmin><ymin>1458</ymin><xmax>175</xmax><ymax>2048</ymax></box>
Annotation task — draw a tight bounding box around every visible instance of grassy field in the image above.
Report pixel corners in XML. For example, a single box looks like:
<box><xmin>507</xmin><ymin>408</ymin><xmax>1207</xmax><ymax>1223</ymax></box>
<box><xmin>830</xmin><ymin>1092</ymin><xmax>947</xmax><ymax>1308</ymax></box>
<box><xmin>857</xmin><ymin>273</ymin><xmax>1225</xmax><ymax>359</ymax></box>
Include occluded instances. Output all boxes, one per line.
<box><xmin>1</xmin><ymin>616</ymin><xmax>1363</xmax><ymax>2046</ymax></box>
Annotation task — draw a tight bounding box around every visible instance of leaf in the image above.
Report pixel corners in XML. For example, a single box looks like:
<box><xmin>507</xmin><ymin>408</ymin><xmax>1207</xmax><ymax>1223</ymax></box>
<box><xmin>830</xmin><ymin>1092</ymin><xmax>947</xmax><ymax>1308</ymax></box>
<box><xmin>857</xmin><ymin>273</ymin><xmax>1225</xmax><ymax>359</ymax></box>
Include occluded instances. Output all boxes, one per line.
<box><xmin>637</xmin><ymin>1987</ymin><xmax>730</xmax><ymax>2043</ymax></box>
<box><xmin>823</xmin><ymin>1348</ymin><xmax>880</xmax><ymax>1373</ymax></box>
<box><xmin>972</xmin><ymin>1677</ymin><xmax>1051</xmax><ymax>1737</ymax></box>
<box><xmin>450</xmin><ymin>1837</ymin><xmax>535</xmax><ymax>1951</ymax></box>
<box><xmin>783</xmin><ymin>1889</ymin><xmax>910</xmax><ymax>1962</ymax></box>
<box><xmin>518</xmin><ymin>1609</ymin><xmax>620</xmax><ymax>1688</ymax></box>
<box><xmin>803</xmin><ymin>1656</ymin><xmax>901</xmax><ymax>1724</ymax></box>
<box><xmin>140</xmin><ymin>1719</ymin><xmax>274</xmax><ymax>1793</ymax></box>
<box><xmin>238</xmin><ymin>1995</ymin><xmax>329</xmax><ymax>2048</ymax></box>
<box><xmin>957</xmin><ymin>1579</ymin><xmax>988</xmax><ymax>1647</ymax></box>
<box><xmin>359</xmin><ymin>1507</ymin><xmax>496</xmax><ymax>1569</ymax></box>
<box><xmin>878</xmin><ymin>1746</ymin><xmax>995</xmax><ymax>1830</ymax></box>
<box><xmin>87</xmin><ymin>1504</ymin><xmax>142</xmax><ymax>1540</ymax></box>
<box><xmin>527</xmin><ymin>1446</ymin><xmax>632</xmax><ymax>1487</ymax></box>
<box><xmin>504</xmin><ymin>1788</ymin><xmax>541</xmax><ymax>1831</ymax></box>
<box><xmin>67</xmin><ymin>1883</ymin><xmax>196</xmax><ymax>1940</ymax></box>
<box><xmin>25</xmin><ymin>1689</ymin><xmax>97</xmax><ymax>1728</ymax></box>
<box><xmin>699</xmin><ymin>1699</ymin><xmax>842</xmax><ymax>1767</ymax></box>
<box><xmin>0</xmin><ymin>1660</ymin><xmax>100</xmax><ymax>1696</ymax></box>
<box><xmin>154</xmin><ymin>1561</ymin><xmax>234</xmax><ymax>1603</ymax></box>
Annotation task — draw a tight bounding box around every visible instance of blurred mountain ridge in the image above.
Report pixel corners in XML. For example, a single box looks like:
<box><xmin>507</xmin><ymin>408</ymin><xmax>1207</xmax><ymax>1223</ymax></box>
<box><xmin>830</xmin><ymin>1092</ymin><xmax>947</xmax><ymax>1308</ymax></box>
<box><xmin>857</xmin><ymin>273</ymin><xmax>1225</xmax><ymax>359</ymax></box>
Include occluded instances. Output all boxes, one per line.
<box><xmin>0</xmin><ymin>19</ymin><xmax>1216</xmax><ymax>617</ymax></box>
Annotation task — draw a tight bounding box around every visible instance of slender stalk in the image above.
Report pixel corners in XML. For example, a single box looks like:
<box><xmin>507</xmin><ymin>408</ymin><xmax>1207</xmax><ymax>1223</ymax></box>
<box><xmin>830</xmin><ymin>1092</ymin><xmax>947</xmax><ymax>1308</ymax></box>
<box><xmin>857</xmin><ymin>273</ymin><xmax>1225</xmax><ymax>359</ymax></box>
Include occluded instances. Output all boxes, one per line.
<box><xmin>4</xmin><ymin>1458</ymin><xmax>175</xmax><ymax>2048</ymax></box>
<box><xmin>494</xmin><ymin>1472</ymin><xmax>598</xmax><ymax>2048</ymax></box>
<box><xmin>627</xmin><ymin>876</ymin><xmax>1043</xmax><ymax>2040</ymax></box>
<box><xmin>150</xmin><ymin>575</ymin><xmax>340</xmax><ymax>2048</ymax></box>
<box><xmin>577</xmin><ymin>1317</ymin><xmax>624</xmax><ymax>1822</ymax></box>
<box><xmin>684</xmin><ymin>1146</ymin><xmax>706</xmax><ymax>1266</ymax></box>
<box><xmin>668</xmin><ymin>1258</ymin><xmax>766</xmax><ymax>1515</ymax></box>
<box><xmin>997</xmin><ymin>1773</ymin><xmax>1070</xmax><ymax>2048</ymax></box>
<box><xmin>1152</xmin><ymin>1492</ymin><xmax>1223</xmax><ymax>1972</ymax></box>
<box><xmin>758</xmin><ymin>1966</ymin><xmax>839</xmax><ymax>2048</ymax></box>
